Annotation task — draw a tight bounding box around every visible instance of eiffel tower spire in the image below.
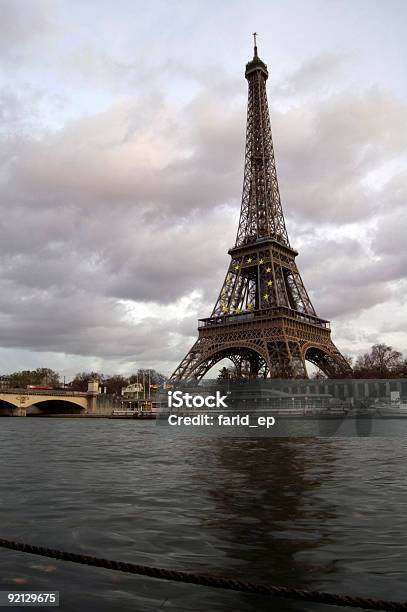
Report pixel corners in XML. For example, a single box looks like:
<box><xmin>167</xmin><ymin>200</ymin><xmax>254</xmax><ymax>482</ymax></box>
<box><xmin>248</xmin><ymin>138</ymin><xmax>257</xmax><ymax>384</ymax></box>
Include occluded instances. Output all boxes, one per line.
<box><xmin>236</xmin><ymin>37</ymin><xmax>289</xmax><ymax>248</ymax></box>
<box><xmin>170</xmin><ymin>39</ymin><xmax>352</xmax><ymax>382</ymax></box>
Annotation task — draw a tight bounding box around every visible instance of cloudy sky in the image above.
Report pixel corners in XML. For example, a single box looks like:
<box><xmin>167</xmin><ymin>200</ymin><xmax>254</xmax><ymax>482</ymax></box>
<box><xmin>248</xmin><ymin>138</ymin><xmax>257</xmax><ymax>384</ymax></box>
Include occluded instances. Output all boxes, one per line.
<box><xmin>1</xmin><ymin>0</ymin><xmax>406</xmax><ymax>379</ymax></box>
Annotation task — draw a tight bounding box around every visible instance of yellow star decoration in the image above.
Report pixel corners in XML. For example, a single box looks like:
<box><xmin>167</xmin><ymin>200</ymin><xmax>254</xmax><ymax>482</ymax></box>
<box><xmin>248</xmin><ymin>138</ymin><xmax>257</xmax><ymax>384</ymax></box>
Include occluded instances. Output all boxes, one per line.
<box><xmin>265</xmin><ymin>266</ymin><xmax>271</xmax><ymax>273</ymax></box>
<box><xmin>234</xmin><ymin>264</ymin><xmax>239</xmax><ymax>271</ymax></box>
<box><xmin>235</xmin><ymin>307</ymin><xmax>241</xmax><ymax>314</ymax></box>
<box><xmin>222</xmin><ymin>306</ymin><xmax>229</xmax><ymax>314</ymax></box>
<box><xmin>263</xmin><ymin>293</ymin><xmax>269</xmax><ymax>301</ymax></box>
<box><xmin>259</xmin><ymin>258</ymin><xmax>264</xmax><ymax>264</ymax></box>
<box><xmin>247</xmin><ymin>257</ymin><xmax>253</xmax><ymax>264</ymax></box>
<box><xmin>247</xmin><ymin>304</ymin><xmax>253</xmax><ymax>310</ymax></box>
<box><xmin>267</xmin><ymin>280</ymin><xmax>273</xmax><ymax>286</ymax></box>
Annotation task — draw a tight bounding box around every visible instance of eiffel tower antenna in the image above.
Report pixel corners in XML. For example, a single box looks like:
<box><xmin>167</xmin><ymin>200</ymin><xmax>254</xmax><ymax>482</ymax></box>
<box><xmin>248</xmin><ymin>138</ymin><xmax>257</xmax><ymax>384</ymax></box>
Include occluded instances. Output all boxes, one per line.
<box><xmin>253</xmin><ymin>32</ymin><xmax>258</xmax><ymax>57</ymax></box>
<box><xmin>170</xmin><ymin>42</ymin><xmax>352</xmax><ymax>382</ymax></box>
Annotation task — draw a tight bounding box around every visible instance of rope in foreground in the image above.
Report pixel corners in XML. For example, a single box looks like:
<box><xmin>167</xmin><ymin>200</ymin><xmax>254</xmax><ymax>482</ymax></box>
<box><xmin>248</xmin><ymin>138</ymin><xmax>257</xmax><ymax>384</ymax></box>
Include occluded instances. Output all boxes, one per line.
<box><xmin>0</xmin><ymin>537</ymin><xmax>406</xmax><ymax>611</ymax></box>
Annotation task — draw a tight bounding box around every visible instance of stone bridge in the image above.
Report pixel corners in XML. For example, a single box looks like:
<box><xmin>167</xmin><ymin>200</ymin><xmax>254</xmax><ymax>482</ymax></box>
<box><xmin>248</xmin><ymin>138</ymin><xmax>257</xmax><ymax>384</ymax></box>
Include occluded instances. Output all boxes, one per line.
<box><xmin>0</xmin><ymin>389</ymin><xmax>113</xmax><ymax>416</ymax></box>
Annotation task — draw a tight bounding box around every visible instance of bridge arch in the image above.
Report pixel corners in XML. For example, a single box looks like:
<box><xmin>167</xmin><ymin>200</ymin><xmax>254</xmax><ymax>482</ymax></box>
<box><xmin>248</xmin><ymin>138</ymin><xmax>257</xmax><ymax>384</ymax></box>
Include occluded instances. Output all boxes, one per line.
<box><xmin>26</xmin><ymin>398</ymin><xmax>86</xmax><ymax>415</ymax></box>
<box><xmin>0</xmin><ymin>391</ymin><xmax>89</xmax><ymax>416</ymax></box>
<box><xmin>0</xmin><ymin>399</ymin><xmax>21</xmax><ymax>416</ymax></box>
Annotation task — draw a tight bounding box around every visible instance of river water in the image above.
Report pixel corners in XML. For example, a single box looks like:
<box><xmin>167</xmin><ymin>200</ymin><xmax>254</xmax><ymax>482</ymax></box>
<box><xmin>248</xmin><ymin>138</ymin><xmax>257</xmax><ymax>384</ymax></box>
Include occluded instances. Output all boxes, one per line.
<box><xmin>0</xmin><ymin>419</ymin><xmax>406</xmax><ymax>611</ymax></box>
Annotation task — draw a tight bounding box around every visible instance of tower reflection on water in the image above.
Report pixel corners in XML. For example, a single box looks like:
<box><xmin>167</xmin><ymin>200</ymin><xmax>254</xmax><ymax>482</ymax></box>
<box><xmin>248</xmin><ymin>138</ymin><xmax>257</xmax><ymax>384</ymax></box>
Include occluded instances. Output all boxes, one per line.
<box><xmin>192</xmin><ymin>437</ymin><xmax>338</xmax><ymax>611</ymax></box>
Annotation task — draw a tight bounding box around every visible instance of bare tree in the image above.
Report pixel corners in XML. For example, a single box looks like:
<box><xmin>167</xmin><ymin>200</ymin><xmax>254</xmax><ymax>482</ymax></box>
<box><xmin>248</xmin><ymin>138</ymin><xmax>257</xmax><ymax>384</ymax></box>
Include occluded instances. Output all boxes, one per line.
<box><xmin>70</xmin><ymin>372</ymin><xmax>104</xmax><ymax>391</ymax></box>
<box><xmin>354</xmin><ymin>344</ymin><xmax>402</xmax><ymax>378</ymax></box>
<box><xmin>5</xmin><ymin>368</ymin><xmax>60</xmax><ymax>388</ymax></box>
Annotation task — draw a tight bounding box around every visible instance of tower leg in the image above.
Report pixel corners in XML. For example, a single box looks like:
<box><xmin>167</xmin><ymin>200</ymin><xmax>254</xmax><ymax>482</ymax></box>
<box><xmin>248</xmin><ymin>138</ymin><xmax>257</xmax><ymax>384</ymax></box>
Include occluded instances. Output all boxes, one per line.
<box><xmin>265</xmin><ymin>340</ymin><xmax>307</xmax><ymax>378</ymax></box>
<box><xmin>249</xmin><ymin>353</ymin><xmax>260</xmax><ymax>379</ymax></box>
<box><xmin>304</xmin><ymin>341</ymin><xmax>351</xmax><ymax>378</ymax></box>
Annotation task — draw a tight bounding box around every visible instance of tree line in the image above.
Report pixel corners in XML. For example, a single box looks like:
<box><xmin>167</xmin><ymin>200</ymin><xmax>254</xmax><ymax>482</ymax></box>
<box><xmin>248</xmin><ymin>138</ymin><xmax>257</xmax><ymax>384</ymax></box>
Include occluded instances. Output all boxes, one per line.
<box><xmin>0</xmin><ymin>368</ymin><xmax>165</xmax><ymax>395</ymax></box>
<box><xmin>352</xmin><ymin>344</ymin><xmax>407</xmax><ymax>378</ymax></box>
<box><xmin>310</xmin><ymin>343</ymin><xmax>407</xmax><ymax>379</ymax></box>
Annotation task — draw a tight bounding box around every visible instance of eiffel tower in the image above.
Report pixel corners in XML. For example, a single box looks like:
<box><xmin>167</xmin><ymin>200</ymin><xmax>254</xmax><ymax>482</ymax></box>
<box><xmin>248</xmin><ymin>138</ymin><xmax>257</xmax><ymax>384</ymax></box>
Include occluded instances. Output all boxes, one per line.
<box><xmin>170</xmin><ymin>37</ymin><xmax>352</xmax><ymax>382</ymax></box>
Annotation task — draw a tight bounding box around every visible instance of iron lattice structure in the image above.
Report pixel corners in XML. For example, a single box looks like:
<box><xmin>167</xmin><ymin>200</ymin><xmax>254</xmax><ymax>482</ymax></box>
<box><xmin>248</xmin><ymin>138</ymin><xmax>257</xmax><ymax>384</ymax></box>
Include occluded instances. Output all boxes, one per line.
<box><xmin>170</xmin><ymin>42</ymin><xmax>352</xmax><ymax>382</ymax></box>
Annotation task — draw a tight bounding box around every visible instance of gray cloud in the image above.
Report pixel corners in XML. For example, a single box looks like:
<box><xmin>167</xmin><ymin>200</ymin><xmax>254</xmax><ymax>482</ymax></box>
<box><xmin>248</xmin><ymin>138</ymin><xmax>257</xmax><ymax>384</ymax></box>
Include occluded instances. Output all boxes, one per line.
<box><xmin>0</xmin><ymin>0</ymin><xmax>57</xmax><ymax>62</ymax></box>
<box><xmin>277</xmin><ymin>90</ymin><xmax>407</xmax><ymax>224</ymax></box>
<box><xmin>275</xmin><ymin>53</ymin><xmax>346</xmax><ymax>97</ymax></box>
<box><xmin>372</xmin><ymin>206</ymin><xmax>407</xmax><ymax>256</ymax></box>
<box><xmin>299</xmin><ymin>231</ymin><xmax>407</xmax><ymax>320</ymax></box>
